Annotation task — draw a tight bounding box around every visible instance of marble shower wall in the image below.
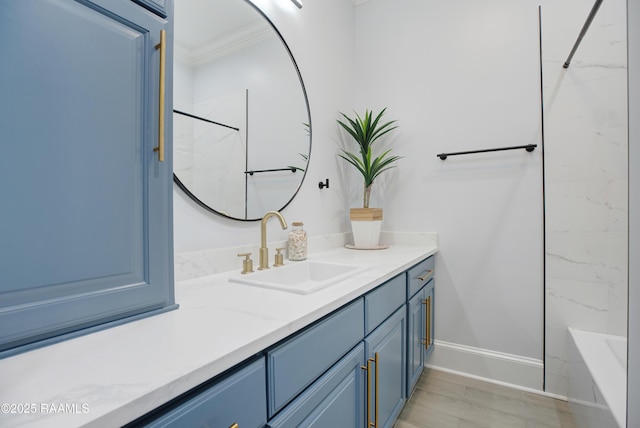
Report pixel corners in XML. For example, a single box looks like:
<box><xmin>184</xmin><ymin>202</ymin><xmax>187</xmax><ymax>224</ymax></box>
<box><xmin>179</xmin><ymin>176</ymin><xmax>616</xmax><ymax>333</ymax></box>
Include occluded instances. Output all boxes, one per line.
<box><xmin>541</xmin><ymin>0</ymin><xmax>628</xmax><ymax>396</ymax></box>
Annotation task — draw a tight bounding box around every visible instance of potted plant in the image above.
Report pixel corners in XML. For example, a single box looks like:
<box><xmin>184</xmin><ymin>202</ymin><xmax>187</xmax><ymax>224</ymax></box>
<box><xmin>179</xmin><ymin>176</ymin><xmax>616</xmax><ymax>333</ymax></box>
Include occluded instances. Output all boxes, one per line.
<box><xmin>337</xmin><ymin>108</ymin><xmax>401</xmax><ymax>248</ymax></box>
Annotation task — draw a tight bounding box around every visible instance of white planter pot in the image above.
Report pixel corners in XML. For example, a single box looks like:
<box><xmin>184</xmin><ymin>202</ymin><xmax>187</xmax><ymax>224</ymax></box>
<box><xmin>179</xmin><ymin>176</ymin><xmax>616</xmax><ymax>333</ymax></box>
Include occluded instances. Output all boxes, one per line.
<box><xmin>351</xmin><ymin>219</ymin><xmax>382</xmax><ymax>248</ymax></box>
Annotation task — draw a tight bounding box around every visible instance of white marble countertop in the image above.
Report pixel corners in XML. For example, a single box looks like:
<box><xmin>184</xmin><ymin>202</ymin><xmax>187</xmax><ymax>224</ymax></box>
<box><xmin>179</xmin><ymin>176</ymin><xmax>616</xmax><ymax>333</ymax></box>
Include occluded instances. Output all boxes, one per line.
<box><xmin>0</xmin><ymin>243</ymin><xmax>437</xmax><ymax>427</ymax></box>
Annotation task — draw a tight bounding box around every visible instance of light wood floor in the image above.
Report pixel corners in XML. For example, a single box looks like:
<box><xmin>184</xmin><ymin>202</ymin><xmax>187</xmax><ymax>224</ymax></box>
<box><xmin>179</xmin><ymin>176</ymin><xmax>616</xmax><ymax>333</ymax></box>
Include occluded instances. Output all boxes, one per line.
<box><xmin>395</xmin><ymin>369</ymin><xmax>576</xmax><ymax>428</ymax></box>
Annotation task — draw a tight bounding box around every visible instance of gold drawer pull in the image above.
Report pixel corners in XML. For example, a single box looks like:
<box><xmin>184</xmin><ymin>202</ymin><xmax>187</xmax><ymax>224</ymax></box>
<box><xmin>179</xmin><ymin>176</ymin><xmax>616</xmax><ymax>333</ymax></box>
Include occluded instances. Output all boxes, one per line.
<box><xmin>418</xmin><ymin>269</ymin><xmax>434</xmax><ymax>282</ymax></box>
<box><xmin>229</xmin><ymin>424</ymin><xmax>239</xmax><ymax>428</ymax></box>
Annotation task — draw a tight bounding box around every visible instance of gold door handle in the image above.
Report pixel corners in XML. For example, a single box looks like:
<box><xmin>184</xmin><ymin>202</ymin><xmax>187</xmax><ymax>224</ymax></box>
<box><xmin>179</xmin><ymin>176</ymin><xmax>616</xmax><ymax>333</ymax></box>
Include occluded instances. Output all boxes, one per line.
<box><xmin>361</xmin><ymin>358</ymin><xmax>373</xmax><ymax>427</ymax></box>
<box><xmin>229</xmin><ymin>424</ymin><xmax>239</xmax><ymax>428</ymax></box>
<box><xmin>154</xmin><ymin>29</ymin><xmax>166</xmax><ymax>162</ymax></box>
<box><xmin>362</xmin><ymin>353</ymin><xmax>379</xmax><ymax>428</ymax></box>
<box><xmin>373</xmin><ymin>352</ymin><xmax>379</xmax><ymax>428</ymax></box>
<box><xmin>418</xmin><ymin>269</ymin><xmax>434</xmax><ymax>282</ymax></box>
<box><xmin>427</xmin><ymin>295</ymin><xmax>432</xmax><ymax>348</ymax></box>
<box><xmin>422</xmin><ymin>296</ymin><xmax>432</xmax><ymax>350</ymax></box>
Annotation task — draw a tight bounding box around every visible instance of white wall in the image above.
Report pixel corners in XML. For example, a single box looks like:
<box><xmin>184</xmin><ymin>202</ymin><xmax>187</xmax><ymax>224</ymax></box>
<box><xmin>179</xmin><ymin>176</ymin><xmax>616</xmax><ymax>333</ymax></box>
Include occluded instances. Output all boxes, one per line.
<box><xmin>541</xmin><ymin>0</ymin><xmax>628</xmax><ymax>397</ymax></box>
<box><xmin>628</xmin><ymin>0</ymin><xmax>639</xmax><ymax>425</ymax></box>
<box><xmin>353</xmin><ymin>0</ymin><xmax>544</xmax><ymax>387</ymax></box>
<box><xmin>173</xmin><ymin>0</ymin><xmax>357</xmax><ymax>252</ymax></box>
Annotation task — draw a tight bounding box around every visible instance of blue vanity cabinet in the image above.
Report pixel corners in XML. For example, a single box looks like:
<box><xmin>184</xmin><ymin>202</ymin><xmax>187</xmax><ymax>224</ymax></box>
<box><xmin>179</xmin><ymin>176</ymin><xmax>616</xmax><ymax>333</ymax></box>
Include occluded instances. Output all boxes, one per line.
<box><xmin>267</xmin><ymin>343</ymin><xmax>366</xmax><ymax>428</ymax></box>
<box><xmin>124</xmin><ymin>255</ymin><xmax>436</xmax><ymax>427</ymax></box>
<box><xmin>0</xmin><ymin>0</ymin><xmax>175</xmax><ymax>354</ymax></box>
<box><xmin>406</xmin><ymin>256</ymin><xmax>436</xmax><ymax>396</ymax></box>
<box><xmin>140</xmin><ymin>357</ymin><xmax>267</xmax><ymax>428</ymax></box>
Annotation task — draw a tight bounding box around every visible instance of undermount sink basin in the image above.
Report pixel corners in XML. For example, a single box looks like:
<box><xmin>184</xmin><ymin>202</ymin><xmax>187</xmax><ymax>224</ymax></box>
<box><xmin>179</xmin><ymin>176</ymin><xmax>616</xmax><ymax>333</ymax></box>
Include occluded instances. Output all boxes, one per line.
<box><xmin>229</xmin><ymin>260</ymin><xmax>366</xmax><ymax>294</ymax></box>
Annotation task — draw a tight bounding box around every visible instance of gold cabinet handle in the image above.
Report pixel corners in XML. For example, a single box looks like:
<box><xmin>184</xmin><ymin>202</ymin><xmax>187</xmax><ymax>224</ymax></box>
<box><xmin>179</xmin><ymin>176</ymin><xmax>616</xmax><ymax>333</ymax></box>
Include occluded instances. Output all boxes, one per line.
<box><xmin>361</xmin><ymin>359</ymin><xmax>373</xmax><ymax>427</ymax></box>
<box><xmin>361</xmin><ymin>353</ymin><xmax>378</xmax><ymax>428</ymax></box>
<box><xmin>422</xmin><ymin>296</ymin><xmax>432</xmax><ymax>350</ymax></box>
<box><xmin>154</xmin><ymin>29</ymin><xmax>166</xmax><ymax>162</ymax></box>
<box><xmin>373</xmin><ymin>352</ymin><xmax>378</xmax><ymax>428</ymax></box>
<box><xmin>427</xmin><ymin>295</ymin><xmax>432</xmax><ymax>348</ymax></box>
<box><xmin>418</xmin><ymin>269</ymin><xmax>434</xmax><ymax>282</ymax></box>
<box><xmin>229</xmin><ymin>424</ymin><xmax>239</xmax><ymax>428</ymax></box>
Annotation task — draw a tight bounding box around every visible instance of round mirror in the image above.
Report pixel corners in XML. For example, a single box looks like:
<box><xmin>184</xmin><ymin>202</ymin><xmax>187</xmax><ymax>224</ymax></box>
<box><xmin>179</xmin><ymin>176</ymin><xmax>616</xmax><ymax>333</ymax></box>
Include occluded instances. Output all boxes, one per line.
<box><xmin>173</xmin><ymin>0</ymin><xmax>311</xmax><ymax>221</ymax></box>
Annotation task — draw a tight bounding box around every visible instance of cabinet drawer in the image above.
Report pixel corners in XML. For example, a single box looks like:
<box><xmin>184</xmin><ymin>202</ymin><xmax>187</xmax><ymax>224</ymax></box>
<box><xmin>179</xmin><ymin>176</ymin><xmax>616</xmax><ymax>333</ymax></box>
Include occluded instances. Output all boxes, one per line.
<box><xmin>143</xmin><ymin>357</ymin><xmax>266</xmax><ymax>428</ymax></box>
<box><xmin>267</xmin><ymin>299</ymin><xmax>365</xmax><ymax>416</ymax></box>
<box><xmin>365</xmin><ymin>274</ymin><xmax>406</xmax><ymax>335</ymax></box>
<box><xmin>407</xmin><ymin>256</ymin><xmax>435</xmax><ymax>299</ymax></box>
<box><xmin>268</xmin><ymin>343</ymin><xmax>365</xmax><ymax>428</ymax></box>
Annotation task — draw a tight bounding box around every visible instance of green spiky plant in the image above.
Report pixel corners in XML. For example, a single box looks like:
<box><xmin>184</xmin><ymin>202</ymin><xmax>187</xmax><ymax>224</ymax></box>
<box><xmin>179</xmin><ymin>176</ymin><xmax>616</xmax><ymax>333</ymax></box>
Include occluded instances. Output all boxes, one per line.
<box><xmin>337</xmin><ymin>108</ymin><xmax>401</xmax><ymax>208</ymax></box>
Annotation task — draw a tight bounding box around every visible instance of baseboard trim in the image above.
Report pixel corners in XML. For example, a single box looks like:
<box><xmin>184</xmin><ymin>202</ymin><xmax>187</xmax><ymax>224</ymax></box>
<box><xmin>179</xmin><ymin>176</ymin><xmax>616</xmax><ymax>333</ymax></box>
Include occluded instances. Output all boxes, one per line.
<box><xmin>427</xmin><ymin>340</ymin><xmax>547</xmax><ymax>394</ymax></box>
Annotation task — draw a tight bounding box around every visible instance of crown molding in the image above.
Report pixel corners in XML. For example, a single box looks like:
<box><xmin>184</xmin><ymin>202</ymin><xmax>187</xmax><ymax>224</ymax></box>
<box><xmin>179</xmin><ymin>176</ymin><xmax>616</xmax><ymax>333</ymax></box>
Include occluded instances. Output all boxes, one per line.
<box><xmin>175</xmin><ymin>22</ymin><xmax>274</xmax><ymax>67</ymax></box>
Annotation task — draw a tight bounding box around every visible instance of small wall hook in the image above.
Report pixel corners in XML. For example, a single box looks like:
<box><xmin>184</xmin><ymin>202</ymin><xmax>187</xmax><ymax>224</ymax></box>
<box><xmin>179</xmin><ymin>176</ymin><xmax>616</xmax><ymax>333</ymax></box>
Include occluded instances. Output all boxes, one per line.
<box><xmin>319</xmin><ymin>179</ymin><xmax>329</xmax><ymax>189</ymax></box>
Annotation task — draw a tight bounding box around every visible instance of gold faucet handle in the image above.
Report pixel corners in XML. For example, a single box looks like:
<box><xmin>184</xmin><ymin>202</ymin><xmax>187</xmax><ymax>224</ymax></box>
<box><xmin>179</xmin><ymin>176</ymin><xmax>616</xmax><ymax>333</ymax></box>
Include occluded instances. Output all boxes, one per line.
<box><xmin>274</xmin><ymin>248</ymin><xmax>285</xmax><ymax>267</ymax></box>
<box><xmin>237</xmin><ymin>253</ymin><xmax>254</xmax><ymax>274</ymax></box>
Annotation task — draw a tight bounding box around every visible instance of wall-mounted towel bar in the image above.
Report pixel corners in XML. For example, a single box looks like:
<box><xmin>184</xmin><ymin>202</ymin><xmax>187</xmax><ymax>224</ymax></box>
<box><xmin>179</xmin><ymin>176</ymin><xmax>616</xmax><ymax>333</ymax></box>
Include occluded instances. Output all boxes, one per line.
<box><xmin>244</xmin><ymin>167</ymin><xmax>298</xmax><ymax>175</ymax></box>
<box><xmin>174</xmin><ymin>109</ymin><xmax>240</xmax><ymax>131</ymax></box>
<box><xmin>563</xmin><ymin>0</ymin><xmax>603</xmax><ymax>69</ymax></box>
<box><xmin>437</xmin><ymin>144</ymin><xmax>537</xmax><ymax>160</ymax></box>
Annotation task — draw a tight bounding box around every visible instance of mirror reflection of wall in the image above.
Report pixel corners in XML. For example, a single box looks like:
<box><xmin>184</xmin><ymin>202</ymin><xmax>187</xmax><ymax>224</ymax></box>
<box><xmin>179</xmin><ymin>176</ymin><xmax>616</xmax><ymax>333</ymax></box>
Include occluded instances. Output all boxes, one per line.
<box><xmin>173</xmin><ymin>0</ymin><xmax>311</xmax><ymax>220</ymax></box>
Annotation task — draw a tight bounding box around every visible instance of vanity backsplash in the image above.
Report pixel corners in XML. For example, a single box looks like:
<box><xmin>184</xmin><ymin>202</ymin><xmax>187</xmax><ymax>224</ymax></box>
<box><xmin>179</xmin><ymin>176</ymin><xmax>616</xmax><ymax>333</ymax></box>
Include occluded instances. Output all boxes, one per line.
<box><xmin>174</xmin><ymin>232</ymin><xmax>438</xmax><ymax>282</ymax></box>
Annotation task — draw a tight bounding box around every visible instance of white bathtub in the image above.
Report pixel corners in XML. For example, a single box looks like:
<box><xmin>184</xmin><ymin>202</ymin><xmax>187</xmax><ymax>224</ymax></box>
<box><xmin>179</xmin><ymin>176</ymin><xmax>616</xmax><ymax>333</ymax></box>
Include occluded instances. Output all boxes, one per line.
<box><xmin>568</xmin><ymin>328</ymin><xmax>627</xmax><ymax>428</ymax></box>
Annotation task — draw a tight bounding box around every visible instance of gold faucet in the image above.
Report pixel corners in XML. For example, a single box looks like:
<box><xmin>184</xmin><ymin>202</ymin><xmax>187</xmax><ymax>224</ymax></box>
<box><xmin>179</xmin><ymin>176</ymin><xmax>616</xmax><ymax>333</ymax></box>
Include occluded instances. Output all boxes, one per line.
<box><xmin>259</xmin><ymin>211</ymin><xmax>288</xmax><ymax>270</ymax></box>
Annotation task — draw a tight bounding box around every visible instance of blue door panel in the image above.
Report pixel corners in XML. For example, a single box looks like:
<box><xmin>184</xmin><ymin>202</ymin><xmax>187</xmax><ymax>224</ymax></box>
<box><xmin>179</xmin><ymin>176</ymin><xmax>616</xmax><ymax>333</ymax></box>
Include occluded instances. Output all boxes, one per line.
<box><xmin>407</xmin><ymin>287</ymin><xmax>426</xmax><ymax>396</ymax></box>
<box><xmin>0</xmin><ymin>0</ymin><xmax>174</xmax><ymax>353</ymax></box>
<box><xmin>365</xmin><ymin>307</ymin><xmax>407</xmax><ymax>428</ymax></box>
<box><xmin>1</xmin><ymin>0</ymin><xmax>146</xmax><ymax>295</ymax></box>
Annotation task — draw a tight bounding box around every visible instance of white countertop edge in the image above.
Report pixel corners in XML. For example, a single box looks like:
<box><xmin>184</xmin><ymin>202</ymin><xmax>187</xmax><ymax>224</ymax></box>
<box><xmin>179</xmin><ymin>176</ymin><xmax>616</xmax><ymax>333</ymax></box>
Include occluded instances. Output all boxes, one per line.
<box><xmin>568</xmin><ymin>328</ymin><xmax>627</xmax><ymax>428</ymax></box>
<box><xmin>1</xmin><ymin>244</ymin><xmax>437</xmax><ymax>428</ymax></box>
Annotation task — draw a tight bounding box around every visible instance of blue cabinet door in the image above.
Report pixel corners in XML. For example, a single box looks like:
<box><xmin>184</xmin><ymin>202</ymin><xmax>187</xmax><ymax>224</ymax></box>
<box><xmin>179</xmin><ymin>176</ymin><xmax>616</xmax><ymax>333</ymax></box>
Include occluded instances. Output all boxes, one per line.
<box><xmin>407</xmin><ymin>286</ymin><xmax>426</xmax><ymax>396</ymax></box>
<box><xmin>365</xmin><ymin>307</ymin><xmax>407</xmax><ymax>428</ymax></box>
<box><xmin>268</xmin><ymin>343</ymin><xmax>365</xmax><ymax>428</ymax></box>
<box><xmin>407</xmin><ymin>281</ymin><xmax>435</xmax><ymax>396</ymax></box>
<box><xmin>0</xmin><ymin>0</ymin><xmax>174</xmax><ymax>354</ymax></box>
